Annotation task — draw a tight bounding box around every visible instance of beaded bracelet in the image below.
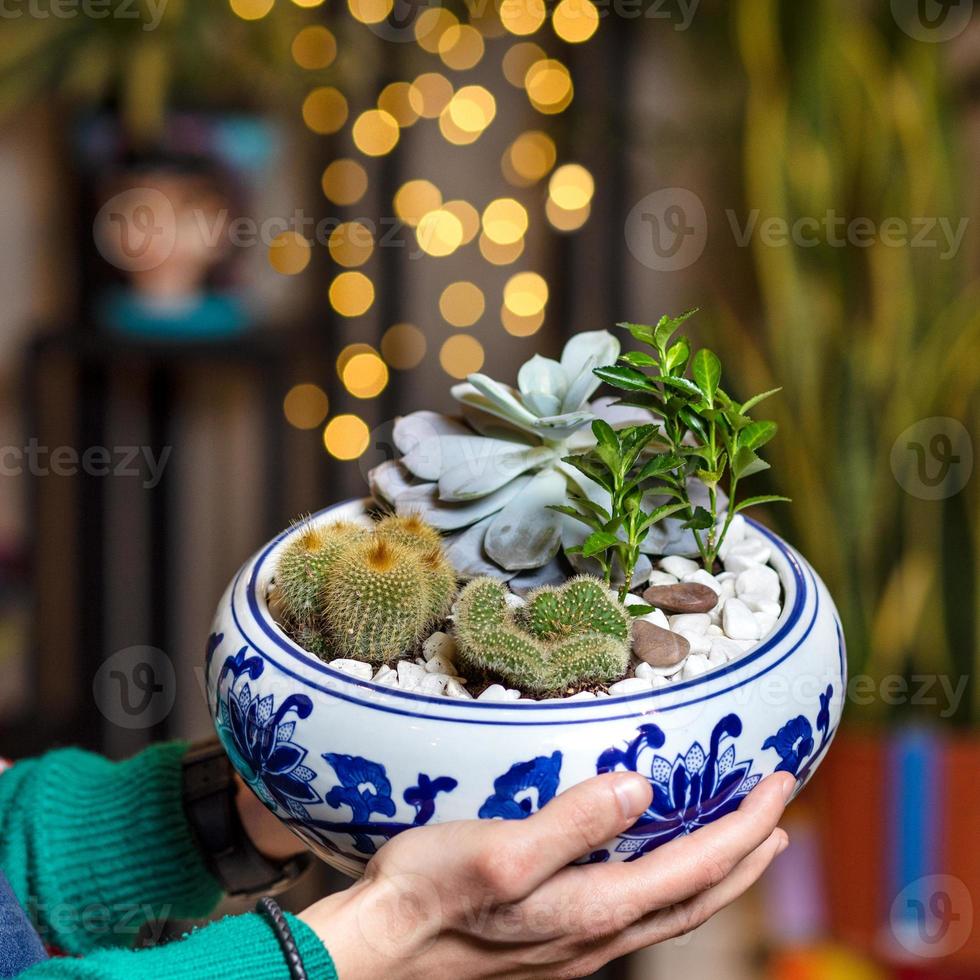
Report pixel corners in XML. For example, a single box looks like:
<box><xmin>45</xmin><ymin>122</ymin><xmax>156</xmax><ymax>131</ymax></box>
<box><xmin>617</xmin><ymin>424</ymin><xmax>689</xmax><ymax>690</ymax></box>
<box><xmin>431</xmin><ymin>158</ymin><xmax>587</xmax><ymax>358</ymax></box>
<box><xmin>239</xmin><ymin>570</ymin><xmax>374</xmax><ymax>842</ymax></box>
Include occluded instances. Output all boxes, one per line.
<box><xmin>256</xmin><ymin>896</ymin><xmax>308</xmax><ymax>980</ymax></box>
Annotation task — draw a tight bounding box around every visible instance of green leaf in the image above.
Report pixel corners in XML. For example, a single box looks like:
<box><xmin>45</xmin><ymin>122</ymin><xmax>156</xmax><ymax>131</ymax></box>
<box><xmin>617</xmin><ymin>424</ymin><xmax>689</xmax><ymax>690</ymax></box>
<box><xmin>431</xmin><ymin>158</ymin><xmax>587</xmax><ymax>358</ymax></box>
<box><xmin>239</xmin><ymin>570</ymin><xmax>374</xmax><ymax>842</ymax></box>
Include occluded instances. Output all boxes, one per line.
<box><xmin>548</xmin><ymin>504</ymin><xmax>601</xmax><ymax>531</ymax></box>
<box><xmin>696</xmin><ymin>468</ymin><xmax>725</xmax><ymax>487</ymax></box>
<box><xmin>582</xmin><ymin>530</ymin><xmax>620</xmax><ymax>558</ymax></box>
<box><xmin>635</xmin><ymin>453</ymin><xmax>683</xmax><ymax>482</ymax></box>
<box><xmin>682</xmin><ymin>506</ymin><xmax>715</xmax><ymax>530</ymax></box>
<box><xmin>616</xmin><ymin>322</ymin><xmax>657</xmax><ymax>347</ymax></box>
<box><xmin>691</xmin><ymin>348</ymin><xmax>722</xmax><ymax>405</ymax></box>
<box><xmin>619</xmin><ymin>424</ymin><xmax>658</xmax><ymax>470</ymax></box>
<box><xmin>561</xmin><ymin>454</ymin><xmax>615</xmax><ymax>492</ymax></box>
<box><xmin>592</xmin><ymin>418</ymin><xmax>619</xmax><ymax>448</ymax></box>
<box><xmin>626</xmin><ymin>604</ymin><xmax>656</xmax><ymax>618</ymax></box>
<box><xmin>741</xmin><ymin>387</ymin><xmax>782</xmax><ymax>414</ymax></box>
<box><xmin>733</xmin><ymin>494</ymin><xmax>791</xmax><ymax>514</ymax></box>
<box><xmin>737</xmin><ymin>420</ymin><xmax>777</xmax><ymax>451</ymax></box>
<box><xmin>620</xmin><ymin>350</ymin><xmax>659</xmax><ymax>369</ymax></box>
<box><xmin>566</xmin><ymin>494</ymin><xmax>611</xmax><ymax>523</ymax></box>
<box><xmin>593</xmin><ymin>365</ymin><xmax>656</xmax><ymax>393</ymax></box>
<box><xmin>664</xmin><ymin>337</ymin><xmax>691</xmax><ymax>374</ymax></box>
<box><xmin>638</xmin><ymin>501</ymin><xmax>688</xmax><ymax>532</ymax></box>
<box><xmin>653</xmin><ymin>309</ymin><xmax>698</xmax><ymax>351</ymax></box>
<box><xmin>678</xmin><ymin>406</ymin><xmax>709</xmax><ymax>441</ymax></box>
<box><xmin>656</xmin><ymin>375</ymin><xmax>703</xmax><ymax>399</ymax></box>
<box><xmin>731</xmin><ymin>447</ymin><xmax>771</xmax><ymax>479</ymax></box>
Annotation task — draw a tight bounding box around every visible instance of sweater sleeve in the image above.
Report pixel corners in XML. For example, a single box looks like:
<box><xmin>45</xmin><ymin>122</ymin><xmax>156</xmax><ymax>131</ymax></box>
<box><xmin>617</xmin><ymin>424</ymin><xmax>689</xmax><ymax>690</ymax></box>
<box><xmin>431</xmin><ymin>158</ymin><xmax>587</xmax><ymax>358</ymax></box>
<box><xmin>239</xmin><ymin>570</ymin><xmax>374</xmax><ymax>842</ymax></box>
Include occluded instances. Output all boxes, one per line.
<box><xmin>0</xmin><ymin>742</ymin><xmax>222</xmax><ymax>955</ymax></box>
<box><xmin>16</xmin><ymin>912</ymin><xmax>338</xmax><ymax>980</ymax></box>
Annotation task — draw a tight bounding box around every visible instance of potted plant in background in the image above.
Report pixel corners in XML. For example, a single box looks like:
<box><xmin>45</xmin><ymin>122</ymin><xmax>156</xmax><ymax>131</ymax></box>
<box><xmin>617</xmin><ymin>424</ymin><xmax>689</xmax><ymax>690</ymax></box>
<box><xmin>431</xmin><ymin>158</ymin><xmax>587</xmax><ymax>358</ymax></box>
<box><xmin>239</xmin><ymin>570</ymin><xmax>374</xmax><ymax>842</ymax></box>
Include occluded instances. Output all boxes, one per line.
<box><xmin>205</xmin><ymin>314</ymin><xmax>846</xmax><ymax>877</ymax></box>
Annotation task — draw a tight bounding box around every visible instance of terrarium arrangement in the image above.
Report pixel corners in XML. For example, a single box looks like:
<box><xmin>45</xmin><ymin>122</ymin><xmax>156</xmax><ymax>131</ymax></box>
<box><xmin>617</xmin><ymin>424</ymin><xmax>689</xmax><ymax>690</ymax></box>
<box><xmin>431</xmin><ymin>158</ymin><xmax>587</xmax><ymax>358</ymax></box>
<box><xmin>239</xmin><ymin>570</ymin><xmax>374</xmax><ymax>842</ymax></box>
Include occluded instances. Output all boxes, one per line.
<box><xmin>270</xmin><ymin>313</ymin><xmax>791</xmax><ymax>701</ymax></box>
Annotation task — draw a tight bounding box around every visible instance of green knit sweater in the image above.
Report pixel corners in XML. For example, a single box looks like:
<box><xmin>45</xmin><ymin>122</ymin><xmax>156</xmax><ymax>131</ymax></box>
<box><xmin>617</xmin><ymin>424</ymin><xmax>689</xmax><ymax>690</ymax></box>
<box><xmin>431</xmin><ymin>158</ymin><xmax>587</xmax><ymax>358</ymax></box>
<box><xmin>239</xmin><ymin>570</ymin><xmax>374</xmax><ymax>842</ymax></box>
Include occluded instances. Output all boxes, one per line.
<box><xmin>0</xmin><ymin>743</ymin><xmax>337</xmax><ymax>978</ymax></box>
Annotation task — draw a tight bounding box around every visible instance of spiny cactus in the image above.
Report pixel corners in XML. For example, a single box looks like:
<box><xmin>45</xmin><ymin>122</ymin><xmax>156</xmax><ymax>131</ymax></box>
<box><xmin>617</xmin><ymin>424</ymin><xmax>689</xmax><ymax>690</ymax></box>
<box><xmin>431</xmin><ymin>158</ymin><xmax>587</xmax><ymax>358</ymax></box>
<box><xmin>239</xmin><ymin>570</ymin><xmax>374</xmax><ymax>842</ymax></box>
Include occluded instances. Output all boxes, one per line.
<box><xmin>454</xmin><ymin>576</ymin><xmax>631</xmax><ymax>694</ymax></box>
<box><xmin>273</xmin><ymin>513</ymin><xmax>457</xmax><ymax>664</ymax></box>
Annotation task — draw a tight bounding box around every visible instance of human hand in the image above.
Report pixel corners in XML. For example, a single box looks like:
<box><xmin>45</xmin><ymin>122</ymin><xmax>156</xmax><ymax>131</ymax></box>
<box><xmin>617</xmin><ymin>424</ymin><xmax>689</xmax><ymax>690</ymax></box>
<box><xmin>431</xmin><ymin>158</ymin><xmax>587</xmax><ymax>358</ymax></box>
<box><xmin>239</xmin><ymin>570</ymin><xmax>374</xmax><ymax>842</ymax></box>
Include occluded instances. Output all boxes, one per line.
<box><xmin>299</xmin><ymin>769</ymin><xmax>794</xmax><ymax>979</ymax></box>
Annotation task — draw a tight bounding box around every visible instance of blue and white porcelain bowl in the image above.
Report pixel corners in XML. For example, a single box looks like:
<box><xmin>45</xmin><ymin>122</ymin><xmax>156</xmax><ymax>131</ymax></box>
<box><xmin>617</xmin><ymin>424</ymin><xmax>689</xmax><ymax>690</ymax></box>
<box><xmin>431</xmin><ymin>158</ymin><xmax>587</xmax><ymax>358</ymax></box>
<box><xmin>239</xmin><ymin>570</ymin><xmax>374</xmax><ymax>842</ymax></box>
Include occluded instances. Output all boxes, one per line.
<box><xmin>206</xmin><ymin>498</ymin><xmax>846</xmax><ymax>878</ymax></box>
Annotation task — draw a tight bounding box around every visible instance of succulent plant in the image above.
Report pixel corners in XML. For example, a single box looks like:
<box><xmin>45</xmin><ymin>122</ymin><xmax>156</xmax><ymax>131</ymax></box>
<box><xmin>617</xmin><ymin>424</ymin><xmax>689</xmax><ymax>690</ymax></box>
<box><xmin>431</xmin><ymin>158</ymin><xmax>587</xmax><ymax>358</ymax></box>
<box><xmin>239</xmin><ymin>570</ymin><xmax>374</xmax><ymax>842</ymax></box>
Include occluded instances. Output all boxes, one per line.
<box><xmin>453</xmin><ymin>576</ymin><xmax>631</xmax><ymax>694</ymax></box>
<box><xmin>369</xmin><ymin>330</ymin><xmax>660</xmax><ymax>579</ymax></box>
<box><xmin>274</xmin><ymin>515</ymin><xmax>457</xmax><ymax>664</ymax></box>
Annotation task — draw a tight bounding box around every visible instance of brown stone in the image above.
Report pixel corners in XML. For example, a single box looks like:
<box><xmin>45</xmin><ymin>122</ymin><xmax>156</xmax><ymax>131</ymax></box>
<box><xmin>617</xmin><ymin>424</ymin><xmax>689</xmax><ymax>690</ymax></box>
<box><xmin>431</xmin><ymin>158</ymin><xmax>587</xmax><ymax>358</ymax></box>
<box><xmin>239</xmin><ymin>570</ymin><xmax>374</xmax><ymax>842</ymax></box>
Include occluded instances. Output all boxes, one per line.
<box><xmin>632</xmin><ymin>621</ymin><xmax>691</xmax><ymax>668</ymax></box>
<box><xmin>641</xmin><ymin>583</ymin><xmax>718</xmax><ymax>614</ymax></box>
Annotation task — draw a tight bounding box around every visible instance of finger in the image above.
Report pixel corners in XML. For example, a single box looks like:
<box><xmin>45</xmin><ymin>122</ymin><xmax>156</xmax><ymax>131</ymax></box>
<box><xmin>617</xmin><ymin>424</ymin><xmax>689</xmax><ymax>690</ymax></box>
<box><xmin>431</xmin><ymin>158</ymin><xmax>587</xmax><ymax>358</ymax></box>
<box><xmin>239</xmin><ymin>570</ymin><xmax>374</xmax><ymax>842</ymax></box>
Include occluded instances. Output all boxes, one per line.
<box><xmin>613</xmin><ymin>828</ymin><xmax>789</xmax><ymax>955</ymax></box>
<box><xmin>468</xmin><ymin>772</ymin><xmax>653</xmax><ymax>902</ymax></box>
<box><xmin>555</xmin><ymin>770</ymin><xmax>794</xmax><ymax>913</ymax></box>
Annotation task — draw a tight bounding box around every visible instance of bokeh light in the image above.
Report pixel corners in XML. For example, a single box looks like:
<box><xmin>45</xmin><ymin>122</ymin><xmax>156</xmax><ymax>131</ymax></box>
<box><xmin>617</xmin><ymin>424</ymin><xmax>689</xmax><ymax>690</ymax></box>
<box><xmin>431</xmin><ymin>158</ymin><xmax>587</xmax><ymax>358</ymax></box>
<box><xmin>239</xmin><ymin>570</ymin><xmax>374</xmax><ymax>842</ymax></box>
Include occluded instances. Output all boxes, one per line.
<box><xmin>291</xmin><ymin>0</ymin><xmax>326</xmax><ymax>6</ymax></box>
<box><xmin>323</xmin><ymin>415</ymin><xmax>370</xmax><ymax>460</ymax></box>
<box><xmin>442</xmin><ymin>200</ymin><xmax>481</xmax><ymax>244</ymax></box>
<box><xmin>352</xmin><ymin>109</ymin><xmax>400</xmax><ymax>156</ymax></box>
<box><xmin>394</xmin><ymin>179</ymin><xmax>442</xmax><ymax>227</ymax></box>
<box><xmin>348</xmin><ymin>0</ymin><xmax>393</xmax><ymax>24</ymax></box>
<box><xmin>546</xmin><ymin>197</ymin><xmax>591</xmax><ymax>231</ymax></box>
<box><xmin>378</xmin><ymin>82</ymin><xmax>419</xmax><ymax>127</ymax></box>
<box><xmin>342</xmin><ymin>351</ymin><xmax>389</xmax><ymax>399</ymax></box>
<box><xmin>438</xmin><ymin>24</ymin><xmax>485</xmax><ymax>71</ymax></box>
<box><xmin>328</xmin><ymin>221</ymin><xmax>375</xmax><ymax>268</ymax></box>
<box><xmin>291</xmin><ymin>26</ymin><xmax>337</xmax><ymax>69</ymax></box>
<box><xmin>552</xmin><ymin>0</ymin><xmax>600</xmax><ymax>43</ymax></box>
<box><xmin>499</xmin><ymin>0</ymin><xmax>546</xmax><ymax>36</ymax></box>
<box><xmin>548</xmin><ymin>163</ymin><xmax>595</xmax><ymax>210</ymax></box>
<box><xmin>267</xmin><ymin>231</ymin><xmax>311</xmax><ymax>275</ymax></box>
<box><xmin>503</xmin><ymin>130</ymin><xmax>557</xmax><ymax>186</ymax></box>
<box><xmin>502</xmin><ymin>42</ymin><xmax>546</xmax><ymax>87</ymax></box>
<box><xmin>321</xmin><ymin>159</ymin><xmax>368</xmax><ymax>206</ymax></box>
<box><xmin>229</xmin><ymin>0</ymin><xmax>273</xmax><ymax>20</ymax></box>
<box><xmin>415</xmin><ymin>8</ymin><xmax>458</xmax><ymax>52</ymax></box>
<box><xmin>302</xmin><ymin>87</ymin><xmax>348</xmax><ymax>134</ymax></box>
<box><xmin>448</xmin><ymin>85</ymin><xmax>496</xmax><ymax>133</ymax></box>
<box><xmin>482</xmin><ymin>198</ymin><xmax>528</xmax><ymax>245</ymax></box>
<box><xmin>283</xmin><ymin>383</ymin><xmax>329</xmax><ymax>429</ymax></box>
<box><xmin>440</xmin><ymin>335</ymin><xmax>485</xmax><ymax>378</ymax></box>
<box><xmin>439</xmin><ymin>281</ymin><xmax>485</xmax><ymax>327</ymax></box>
<box><xmin>329</xmin><ymin>271</ymin><xmax>375</xmax><ymax>316</ymax></box>
<box><xmin>336</xmin><ymin>343</ymin><xmax>376</xmax><ymax>375</ymax></box>
<box><xmin>525</xmin><ymin>59</ymin><xmax>573</xmax><ymax>114</ymax></box>
<box><xmin>479</xmin><ymin>233</ymin><xmax>525</xmax><ymax>265</ymax></box>
<box><xmin>416</xmin><ymin>209</ymin><xmax>464</xmax><ymax>257</ymax></box>
<box><xmin>381</xmin><ymin>323</ymin><xmax>427</xmax><ymax>369</ymax></box>
<box><xmin>503</xmin><ymin>271</ymin><xmax>549</xmax><ymax>316</ymax></box>
<box><xmin>408</xmin><ymin>73</ymin><xmax>454</xmax><ymax>119</ymax></box>
<box><xmin>501</xmin><ymin>304</ymin><xmax>546</xmax><ymax>336</ymax></box>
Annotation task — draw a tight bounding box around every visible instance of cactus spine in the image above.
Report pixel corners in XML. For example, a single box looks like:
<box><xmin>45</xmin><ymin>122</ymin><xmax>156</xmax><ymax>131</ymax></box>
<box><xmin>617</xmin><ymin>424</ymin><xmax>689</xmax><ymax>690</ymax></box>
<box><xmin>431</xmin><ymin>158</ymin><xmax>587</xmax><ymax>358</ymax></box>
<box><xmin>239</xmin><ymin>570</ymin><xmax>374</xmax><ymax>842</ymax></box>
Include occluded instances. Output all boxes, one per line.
<box><xmin>454</xmin><ymin>576</ymin><xmax>631</xmax><ymax>694</ymax></box>
<box><xmin>273</xmin><ymin>513</ymin><xmax>457</xmax><ymax>664</ymax></box>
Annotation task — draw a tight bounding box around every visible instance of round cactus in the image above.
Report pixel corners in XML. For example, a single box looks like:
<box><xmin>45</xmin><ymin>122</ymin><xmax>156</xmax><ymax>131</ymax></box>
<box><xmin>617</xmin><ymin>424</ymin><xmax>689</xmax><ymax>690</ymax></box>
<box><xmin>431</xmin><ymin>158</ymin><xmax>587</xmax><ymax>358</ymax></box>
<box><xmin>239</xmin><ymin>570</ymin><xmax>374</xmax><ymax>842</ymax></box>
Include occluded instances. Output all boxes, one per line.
<box><xmin>454</xmin><ymin>576</ymin><xmax>631</xmax><ymax>694</ymax></box>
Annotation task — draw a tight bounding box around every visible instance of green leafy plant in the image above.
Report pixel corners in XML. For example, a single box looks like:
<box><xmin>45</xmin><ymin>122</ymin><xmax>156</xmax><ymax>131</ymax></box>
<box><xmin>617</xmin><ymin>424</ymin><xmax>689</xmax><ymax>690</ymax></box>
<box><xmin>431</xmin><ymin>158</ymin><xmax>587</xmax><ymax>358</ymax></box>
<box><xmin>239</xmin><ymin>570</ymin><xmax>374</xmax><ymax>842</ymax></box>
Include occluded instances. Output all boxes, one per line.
<box><xmin>453</xmin><ymin>576</ymin><xmax>631</xmax><ymax>694</ymax></box>
<box><xmin>558</xmin><ymin>312</ymin><xmax>789</xmax><ymax>592</ymax></box>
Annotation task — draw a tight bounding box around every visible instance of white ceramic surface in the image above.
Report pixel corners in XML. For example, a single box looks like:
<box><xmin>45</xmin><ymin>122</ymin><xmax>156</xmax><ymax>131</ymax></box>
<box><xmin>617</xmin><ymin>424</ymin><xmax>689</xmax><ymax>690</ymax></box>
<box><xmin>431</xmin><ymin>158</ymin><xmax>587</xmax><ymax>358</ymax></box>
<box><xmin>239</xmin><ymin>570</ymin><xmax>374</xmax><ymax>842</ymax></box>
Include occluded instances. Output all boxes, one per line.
<box><xmin>206</xmin><ymin>498</ymin><xmax>846</xmax><ymax>878</ymax></box>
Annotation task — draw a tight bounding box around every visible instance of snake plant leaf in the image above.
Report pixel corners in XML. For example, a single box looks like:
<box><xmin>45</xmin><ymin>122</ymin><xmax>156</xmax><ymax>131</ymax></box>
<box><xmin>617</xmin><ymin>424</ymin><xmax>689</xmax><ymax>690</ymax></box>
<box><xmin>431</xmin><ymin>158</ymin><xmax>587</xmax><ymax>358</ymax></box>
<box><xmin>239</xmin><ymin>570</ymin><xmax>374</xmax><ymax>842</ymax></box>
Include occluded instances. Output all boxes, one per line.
<box><xmin>484</xmin><ymin>469</ymin><xmax>566</xmax><ymax>570</ymax></box>
<box><xmin>393</xmin><ymin>411</ymin><xmax>471</xmax><ymax>456</ymax></box>
<box><xmin>395</xmin><ymin>476</ymin><xmax>531</xmax><ymax>530</ymax></box>
<box><xmin>438</xmin><ymin>445</ymin><xmax>558</xmax><ymax>501</ymax></box>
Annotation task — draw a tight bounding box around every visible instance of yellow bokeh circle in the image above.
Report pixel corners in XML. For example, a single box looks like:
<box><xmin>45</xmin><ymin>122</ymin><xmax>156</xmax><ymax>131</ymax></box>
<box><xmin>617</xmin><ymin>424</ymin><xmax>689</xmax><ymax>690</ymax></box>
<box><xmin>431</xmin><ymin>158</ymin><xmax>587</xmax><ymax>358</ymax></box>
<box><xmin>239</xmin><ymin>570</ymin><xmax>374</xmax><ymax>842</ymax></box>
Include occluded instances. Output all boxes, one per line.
<box><xmin>291</xmin><ymin>26</ymin><xmax>337</xmax><ymax>70</ymax></box>
<box><xmin>328</xmin><ymin>221</ymin><xmax>374</xmax><ymax>268</ymax></box>
<box><xmin>525</xmin><ymin>59</ymin><xmax>573</xmax><ymax>114</ymax></box>
<box><xmin>439</xmin><ymin>335</ymin><xmax>485</xmax><ymax>379</ymax></box>
<box><xmin>549</xmin><ymin>163</ymin><xmax>595</xmax><ymax>210</ymax></box>
<box><xmin>504</xmin><ymin>271</ymin><xmax>549</xmax><ymax>316</ymax></box>
<box><xmin>329</xmin><ymin>271</ymin><xmax>375</xmax><ymax>317</ymax></box>
<box><xmin>321</xmin><ymin>159</ymin><xmax>368</xmax><ymax>206</ymax></box>
<box><xmin>552</xmin><ymin>0</ymin><xmax>600</xmax><ymax>43</ymax></box>
<box><xmin>302</xmin><ymin>87</ymin><xmax>348</xmax><ymax>134</ymax></box>
<box><xmin>381</xmin><ymin>323</ymin><xmax>427</xmax><ymax>370</ymax></box>
<box><xmin>352</xmin><ymin>109</ymin><xmax>400</xmax><ymax>156</ymax></box>
<box><xmin>342</xmin><ymin>351</ymin><xmax>389</xmax><ymax>399</ymax></box>
<box><xmin>283</xmin><ymin>383</ymin><xmax>329</xmax><ymax>429</ymax></box>
<box><xmin>481</xmin><ymin>198</ymin><xmax>528</xmax><ymax>246</ymax></box>
<box><xmin>416</xmin><ymin>209</ymin><xmax>464</xmax><ymax>257</ymax></box>
<box><xmin>499</xmin><ymin>0</ymin><xmax>547</xmax><ymax>36</ymax></box>
<box><xmin>323</xmin><ymin>414</ymin><xmax>370</xmax><ymax>460</ymax></box>
<box><xmin>394</xmin><ymin>180</ymin><xmax>443</xmax><ymax>227</ymax></box>
<box><xmin>267</xmin><ymin>231</ymin><xmax>311</xmax><ymax>276</ymax></box>
<box><xmin>439</xmin><ymin>281</ymin><xmax>486</xmax><ymax>328</ymax></box>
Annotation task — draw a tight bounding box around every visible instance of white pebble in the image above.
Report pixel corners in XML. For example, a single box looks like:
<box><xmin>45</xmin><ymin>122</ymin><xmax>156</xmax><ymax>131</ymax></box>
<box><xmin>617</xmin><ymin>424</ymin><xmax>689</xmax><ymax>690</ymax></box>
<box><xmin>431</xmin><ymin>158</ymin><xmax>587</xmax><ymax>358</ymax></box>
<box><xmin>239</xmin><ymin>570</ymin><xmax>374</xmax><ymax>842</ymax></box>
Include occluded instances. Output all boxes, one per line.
<box><xmin>668</xmin><ymin>613</ymin><xmax>711</xmax><ymax>634</ymax></box>
<box><xmin>634</xmin><ymin>662</ymin><xmax>656</xmax><ymax>679</ymax></box>
<box><xmin>706</xmin><ymin>624</ymin><xmax>724</xmax><ymax>636</ymax></box>
<box><xmin>707</xmin><ymin>647</ymin><xmax>728</xmax><ymax>666</ymax></box>
<box><xmin>416</xmin><ymin>673</ymin><xmax>449</xmax><ymax>695</ymax></box>
<box><xmin>676</xmin><ymin>629</ymin><xmax>712</xmax><ymax>655</ymax></box>
<box><xmin>328</xmin><ymin>658</ymin><xmax>373</xmax><ymax>681</ymax></box>
<box><xmin>444</xmin><ymin>678</ymin><xmax>473</xmax><ymax>699</ymax></box>
<box><xmin>504</xmin><ymin>688</ymin><xmax>522</xmax><ymax>701</ymax></box>
<box><xmin>638</xmin><ymin>608</ymin><xmax>671</xmax><ymax>630</ymax></box>
<box><xmin>504</xmin><ymin>592</ymin><xmax>526</xmax><ymax>610</ymax></box>
<box><xmin>722</xmin><ymin>599</ymin><xmax>762</xmax><ymax>640</ymax></box>
<box><xmin>647</xmin><ymin>569</ymin><xmax>680</xmax><ymax>587</ymax></box>
<box><xmin>372</xmin><ymin>665</ymin><xmax>399</xmax><ymax>687</ymax></box>
<box><xmin>740</xmin><ymin>592</ymin><xmax>781</xmax><ymax>617</ymax></box>
<box><xmin>709</xmin><ymin>637</ymin><xmax>744</xmax><ymax>661</ymax></box>
<box><xmin>755</xmin><ymin>612</ymin><xmax>778</xmax><ymax>637</ymax></box>
<box><xmin>397</xmin><ymin>660</ymin><xmax>426</xmax><ymax>688</ymax></box>
<box><xmin>660</xmin><ymin>555</ymin><xmax>700</xmax><ymax>578</ymax></box>
<box><xmin>425</xmin><ymin>653</ymin><xmax>457</xmax><ymax>675</ymax></box>
<box><xmin>477</xmin><ymin>684</ymin><xmax>510</xmax><ymax>702</ymax></box>
<box><xmin>608</xmin><ymin>676</ymin><xmax>655</xmax><ymax>695</ymax></box>
<box><xmin>723</xmin><ymin>538</ymin><xmax>772</xmax><ymax>574</ymax></box>
<box><xmin>718</xmin><ymin>515</ymin><xmax>748</xmax><ymax>556</ymax></box>
<box><xmin>708</xmin><ymin>594</ymin><xmax>728</xmax><ymax>625</ymax></box>
<box><xmin>681</xmin><ymin>654</ymin><xmax>711</xmax><ymax>679</ymax></box>
<box><xmin>566</xmin><ymin>690</ymin><xmax>597</xmax><ymax>701</ymax></box>
<box><xmin>682</xmin><ymin>569</ymin><xmax>723</xmax><ymax>596</ymax></box>
<box><xmin>423</xmin><ymin>631</ymin><xmax>457</xmax><ymax>662</ymax></box>
<box><xmin>736</xmin><ymin>565</ymin><xmax>780</xmax><ymax>601</ymax></box>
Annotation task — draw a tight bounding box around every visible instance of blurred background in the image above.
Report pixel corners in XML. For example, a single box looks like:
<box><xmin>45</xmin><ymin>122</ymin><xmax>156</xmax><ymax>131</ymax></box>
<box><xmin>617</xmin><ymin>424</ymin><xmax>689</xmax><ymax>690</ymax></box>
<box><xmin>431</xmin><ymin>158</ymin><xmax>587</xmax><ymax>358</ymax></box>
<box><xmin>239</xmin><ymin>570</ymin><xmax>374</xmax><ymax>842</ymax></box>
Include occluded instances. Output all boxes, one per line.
<box><xmin>0</xmin><ymin>0</ymin><xmax>978</xmax><ymax>976</ymax></box>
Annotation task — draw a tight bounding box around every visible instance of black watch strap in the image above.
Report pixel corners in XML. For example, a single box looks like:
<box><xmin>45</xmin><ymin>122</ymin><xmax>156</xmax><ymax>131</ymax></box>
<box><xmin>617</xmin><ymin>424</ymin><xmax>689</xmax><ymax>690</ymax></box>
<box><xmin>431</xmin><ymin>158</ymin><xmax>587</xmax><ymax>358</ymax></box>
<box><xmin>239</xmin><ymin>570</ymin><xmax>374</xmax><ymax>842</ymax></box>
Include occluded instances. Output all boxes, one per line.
<box><xmin>182</xmin><ymin>740</ymin><xmax>311</xmax><ymax>899</ymax></box>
